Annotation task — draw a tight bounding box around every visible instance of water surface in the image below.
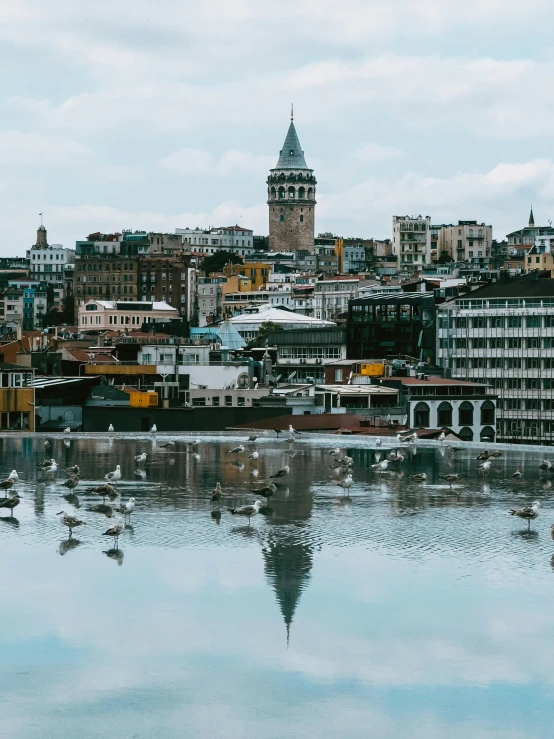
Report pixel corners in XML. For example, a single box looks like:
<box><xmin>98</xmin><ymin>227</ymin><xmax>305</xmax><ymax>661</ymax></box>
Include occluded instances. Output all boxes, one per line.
<box><xmin>1</xmin><ymin>434</ymin><xmax>553</xmax><ymax>738</ymax></box>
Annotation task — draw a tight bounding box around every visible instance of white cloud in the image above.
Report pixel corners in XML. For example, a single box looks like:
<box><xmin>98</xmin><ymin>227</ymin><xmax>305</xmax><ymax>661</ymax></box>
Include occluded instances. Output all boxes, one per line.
<box><xmin>160</xmin><ymin>148</ymin><xmax>274</xmax><ymax>177</ymax></box>
<box><xmin>0</xmin><ymin>130</ymin><xmax>91</xmax><ymax>165</ymax></box>
<box><xmin>354</xmin><ymin>143</ymin><xmax>404</xmax><ymax>162</ymax></box>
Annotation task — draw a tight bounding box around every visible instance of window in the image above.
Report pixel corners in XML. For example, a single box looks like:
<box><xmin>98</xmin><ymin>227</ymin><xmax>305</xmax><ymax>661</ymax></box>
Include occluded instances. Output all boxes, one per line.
<box><xmin>300</xmin><ymin>215</ymin><xmax>304</xmax><ymax>223</ymax></box>
<box><xmin>489</xmin><ymin>338</ymin><xmax>504</xmax><ymax>349</ymax></box>
<box><xmin>507</xmin><ymin>379</ymin><xmax>522</xmax><ymax>389</ymax></box>
<box><xmin>544</xmin><ymin>379</ymin><xmax>554</xmax><ymax>390</ymax></box>
<box><xmin>525</xmin><ymin>399</ymin><xmax>540</xmax><ymax>410</ymax></box>
<box><xmin>508</xmin><ymin>358</ymin><xmax>521</xmax><ymax>369</ymax></box>
<box><xmin>437</xmin><ymin>401</ymin><xmax>452</xmax><ymax>427</ymax></box>
<box><xmin>458</xmin><ymin>401</ymin><xmax>474</xmax><ymax>426</ymax></box>
<box><xmin>458</xmin><ymin>426</ymin><xmax>474</xmax><ymax>442</ymax></box>
<box><xmin>212</xmin><ymin>396</ymin><xmax>220</xmax><ymax>406</ymax></box>
<box><xmin>334</xmin><ymin>369</ymin><xmax>343</xmax><ymax>382</ymax></box>
<box><xmin>225</xmin><ymin>396</ymin><xmax>233</xmax><ymax>407</ymax></box>
<box><xmin>237</xmin><ymin>397</ymin><xmax>245</xmax><ymax>406</ymax></box>
<box><xmin>508</xmin><ymin>338</ymin><xmax>522</xmax><ymax>349</ymax></box>
<box><xmin>526</xmin><ymin>358</ymin><xmax>539</xmax><ymax>369</ymax></box>
<box><xmin>526</xmin><ymin>316</ymin><xmax>541</xmax><ymax>328</ymax></box>
<box><xmin>508</xmin><ymin>316</ymin><xmax>522</xmax><ymax>328</ymax></box>
<box><xmin>480</xmin><ymin>401</ymin><xmax>495</xmax><ymax>425</ymax></box>
<box><xmin>413</xmin><ymin>402</ymin><xmax>430</xmax><ymax>427</ymax></box>
<box><xmin>472</xmin><ymin>337</ymin><xmax>486</xmax><ymax>349</ymax></box>
<box><xmin>507</xmin><ymin>398</ymin><xmax>522</xmax><ymax>410</ymax></box>
<box><xmin>456</xmin><ymin>317</ymin><xmax>467</xmax><ymax>329</ymax></box>
<box><xmin>480</xmin><ymin>426</ymin><xmax>495</xmax><ymax>442</ymax></box>
<box><xmin>192</xmin><ymin>397</ymin><xmax>206</xmax><ymax>406</ymax></box>
<box><xmin>280</xmin><ymin>215</ymin><xmax>285</xmax><ymax>222</ymax></box>
<box><xmin>526</xmin><ymin>337</ymin><xmax>540</xmax><ymax>349</ymax></box>
<box><xmin>472</xmin><ymin>317</ymin><xmax>485</xmax><ymax>329</ymax></box>
<box><xmin>489</xmin><ymin>358</ymin><xmax>503</xmax><ymax>369</ymax></box>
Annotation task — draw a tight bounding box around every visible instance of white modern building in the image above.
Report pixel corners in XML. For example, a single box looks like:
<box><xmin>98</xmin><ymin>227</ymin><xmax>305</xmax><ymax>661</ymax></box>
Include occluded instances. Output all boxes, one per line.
<box><xmin>227</xmin><ymin>306</ymin><xmax>336</xmax><ymax>343</ymax></box>
<box><xmin>437</xmin><ymin>277</ymin><xmax>554</xmax><ymax>444</ymax></box>
<box><xmin>177</xmin><ymin>225</ymin><xmax>254</xmax><ymax>258</ymax></box>
<box><xmin>79</xmin><ymin>299</ymin><xmax>178</xmax><ymax>330</ymax></box>
<box><xmin>27</xmin><ymin>224</ymin><xmax>75</xmax><ymax>290</ymax></box>
<box><xmin>392</xmin><ymin>215</ymin><xmax>432</xmax><ymax>268</ymax></box>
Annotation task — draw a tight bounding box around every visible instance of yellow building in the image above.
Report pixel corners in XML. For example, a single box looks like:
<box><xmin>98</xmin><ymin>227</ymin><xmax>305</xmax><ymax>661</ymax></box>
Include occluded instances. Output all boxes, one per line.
<box><xmin>222</xmin><ymin>262</ymin><xmax>271</xmax><ymax>290</ymax></box>
<box><xmin>524</xmin><ymin>249</ymin><xmax>554</xmax><ymax>277</ymax></box>
<box><xmin>0</xmin><ymin>363</ymin><xmax>35</xmax><ymax>431</ymax></box>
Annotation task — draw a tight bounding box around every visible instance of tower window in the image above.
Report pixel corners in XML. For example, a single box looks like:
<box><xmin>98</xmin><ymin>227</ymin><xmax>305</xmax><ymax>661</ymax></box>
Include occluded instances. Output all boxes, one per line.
<box><xmin>288</xmin><ymin>186</ymin><xmax>295</xmax><ymax>199</ymax></box>
<box><xmin>278</xmin><ymin>186</ymin><xmax>285</xmax><ymax>199</ymax></box>
<box><xmin>290</xmin><ymin>149</ymin><xmax>294</xmax><ymax>155</ymax></box>
<box><xmin>280</xmin><ymin>215</ymin><xmax>285</xmax><ymax>222</ymax></box>
<box><xmin>300</xmin><ymin>216</ymin><xmax>304</xmax><ymax>223</ymax></box>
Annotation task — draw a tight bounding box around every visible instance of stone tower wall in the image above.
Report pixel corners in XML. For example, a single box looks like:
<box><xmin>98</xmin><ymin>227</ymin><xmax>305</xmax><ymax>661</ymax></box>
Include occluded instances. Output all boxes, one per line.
<box><xmin>268</xmin><ymin>201</ymin><xmax>315</xmax><ymax>252</ymax></box>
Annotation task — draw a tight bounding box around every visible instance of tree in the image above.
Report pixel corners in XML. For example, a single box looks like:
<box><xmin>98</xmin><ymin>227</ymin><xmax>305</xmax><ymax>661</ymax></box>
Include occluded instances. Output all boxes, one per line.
<box><xmin>436</xmin><ymin>250</ymin><xmax>454</xmax><ymax>264</ymax></box>
<box><xmin>42</xmin><ymin>295</ymin><xmax>75</xmax><ymax>328</ymax></box>
<box><xmin>250</xmin><ymin>321</ymin><xmax>283</xmax><ymax>347</ymax></box>
<box><xmin>201</xmin><ymin>251</ymin><xmax>243</xmax><ymax>275</ymax></box>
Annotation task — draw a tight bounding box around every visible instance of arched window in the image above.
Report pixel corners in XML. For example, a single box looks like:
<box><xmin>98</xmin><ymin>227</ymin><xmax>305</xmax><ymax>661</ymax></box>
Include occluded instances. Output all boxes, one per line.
<box><xmin>480</xmin><ymin>426</ymin><xmax>495</xmax><ymax>442</ymax></box>
<box><xmin>278</xmin><ymin>186</ymin><xmax>285</xmax><ymax>199</ymax></box>
<box><xmin>413</xmin><ymin>402</ymin><xmax>430</xmax><ymax>427</ymax></box>
<box><xmin>270</xmin><ymin>187</ymin><xmax>276</xmax><ymax>199</ymax></box>
<box><xmin>298</xmin><ymin>186</ymin><xmax>305</xmax><ymax>199</ymax></box>
<box><xmin>288</xmin><ymin>186</ymin><xmax>295</xmax><ymax>199</ymax></box>
<box><xmin>308</xmin><ymin>187</ymin><xmax>313</xmax><ymax>199</ymax></box>
<box><xmin>297</xmin><ymin>174</ymin><xmax>303</xmax><ymax>180</ymax></box>
<box><xmin>480</xmin><ymin>400</ymin><xmax>495</xmax><ymax>425</ymax></box>
<box><xmin>437</xmin><ymin>401</ymin><xmax>453</xmax><ymax>427</ymax></box>
<box><xmin>459</xmin><ymin>426</ymin><xmax>474</xmax><ymax>441</ymax></box>
<box><xmin>280</xmin><ymin>214</ymin><xmax>284</xmax><ymax>223</ymax></box>
<box><xmin>459</xmin><ymin>401</ymin><xmax>474</xmax><ymax>426</ymax></box>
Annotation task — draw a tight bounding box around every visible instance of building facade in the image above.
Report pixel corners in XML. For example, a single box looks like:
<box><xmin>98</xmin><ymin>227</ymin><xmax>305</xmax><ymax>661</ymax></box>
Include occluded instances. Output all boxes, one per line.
<box><xmin>177</xmin><ymin>225</ymin><xmax>254</xmax><ymax>258</ymax></box>
<box><xmin>392</xmin><ymin>215</ymin><xmax>432</xmax><ymax>269</ymax></box>
<box><xmin>437</xmin><ymin>221</ymin><xmax>493</xmax><ymax>265</ymax></box>
<box><xmin>267</xmin><ymin>114</ymin><xmax>316</xmax><ymax>253</ymax></box>
<box><xmin>78</xmin><ymin>299</ymin><xmax>178</xmax><ymax>331</ymax></box>
<box><xmin>313</xmin><ymin>278</ymin><xmax>360</xmax><ymax>321</ymax></box>
<box><xmin>437</xmin><ymin>276</ymin><xmax>554</xmax><ymax>444</ymax></box>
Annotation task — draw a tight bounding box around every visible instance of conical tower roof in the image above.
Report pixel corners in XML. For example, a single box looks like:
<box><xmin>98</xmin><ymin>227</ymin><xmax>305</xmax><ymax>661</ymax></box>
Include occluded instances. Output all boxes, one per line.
<box><xmin>275</xmin><ymin>122</ymin><xmax>309</xmax><ymax>170</ymax></box>
<box><xmin>529</xmin><ymin>206</ymin><xmax>535</xmax><ymax>227</ymax></box>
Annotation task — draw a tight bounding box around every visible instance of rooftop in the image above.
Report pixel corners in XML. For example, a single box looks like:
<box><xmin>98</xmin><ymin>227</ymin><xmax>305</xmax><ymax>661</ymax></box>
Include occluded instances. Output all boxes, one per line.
<box><xmin>274</xmin><ymin>121</ymin><xmax>310</xmax><ymax>170</ymax></box>
<box><xmin>385</xmin><ymin>377</ymin><xmax>490</xmax><ymax>387</ymax></box>
<box><xmin>448</xmin><ymin>275</ymin><xmax>554</xmax><ymax>301</ymax></box>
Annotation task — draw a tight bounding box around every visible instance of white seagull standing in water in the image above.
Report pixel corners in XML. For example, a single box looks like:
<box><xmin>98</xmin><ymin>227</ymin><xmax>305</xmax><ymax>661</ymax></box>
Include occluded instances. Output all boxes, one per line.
<box><xmin>57</xmin><ymin>511</ymin><xmax>85</xmax><ymax>537</ymax></box>
<box><xmin>408</xmin><ymin>473</ymin><xmax>427</xmax><ymax>483</ymax></box>
<box><xmin>338</xmin><ymin>474</ymin><xmax>353</xmax><ymax>489</ymax></box>
<box><xmin>64</xmin><ymin>427</ymin><xmax>71</xmax><ymax>434</ymax></box>
<box><xmin>288</xmin><ymin>424</ymin><xmax>297</xmax><ymax>435</ymax></box>
<box><xmin>227</xmin><ymin>445</ymin><xmax>245</xmax><ymax>455</ymax></box>
<box><xmin>118</xmin><ymin>497</ymin><xmax>136</xmax><ymax>521</ymax></box>
<box><xmin>510</xmin><ymin>501</ymin><xmax>540</xmax><ymax>530</ymax></box>
<box><xmin>108</xmin><ymin>424</ymin><xmax>114</xmax><ymax>432</ymax></box>
<box><xmin>512</xmin><ymin>470</ymin><xmax>523</xmax><ymax>480</ymax></box>
<box><xmin>478</xmin><ymin>460</ymin><xmax>491</xmax><ymax>478</ymax></box>
<box><xmin>228</xmin><ymin>500</ymin><xmax>264</xmax><ymax>527</ymax></box>
<box><xmin>105</xmin><ymin>465</ymin><xmax>121</xmax><ymax>485</ymax></box>
<box><xmin>249</xmin><ymin>451</ymin><xmax>259</xmax><ymax>460</ymax></box>
<box><xmin>369</xmin><ymin>460</ymin><xmax>389</xmax><ymax>473</ymax></box>
<box><xmin>539</xmin><ymin>460</ymin><xmax>552</xmax><ymax>471</ymax></box>
<box><xmin>8</xmin><ymin>470</ymin><xmax>18</xmax><ymax>483</ymax></box>
<box><xmin>150</xmin><ymin>424</ymin><xmax>157</xmax><ymax>433</ymax></box>
<box><xmin>135</xmin><ymin>453</ymin><xmax>147</xmax><ymax>463</ymax></box>
<box><xmin>327</xmin><ymin>447</ymin><xmax>341</xmax><ymax>456</ymax></box>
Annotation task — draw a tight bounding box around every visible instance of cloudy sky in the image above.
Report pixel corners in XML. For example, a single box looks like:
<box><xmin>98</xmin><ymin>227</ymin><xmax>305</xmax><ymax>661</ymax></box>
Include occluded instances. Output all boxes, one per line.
<box><xmin>1</xmin><ymin>0</ymin><xmax>554</xmax><ymax>255</ymax></box>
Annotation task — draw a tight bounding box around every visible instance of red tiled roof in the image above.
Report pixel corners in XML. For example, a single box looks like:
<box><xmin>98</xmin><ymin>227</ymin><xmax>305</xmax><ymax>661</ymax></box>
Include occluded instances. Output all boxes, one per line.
<box><xmin>64</xmin><ymin>348</ymin><xmax>115</xmax><ymax>363</ymax></box>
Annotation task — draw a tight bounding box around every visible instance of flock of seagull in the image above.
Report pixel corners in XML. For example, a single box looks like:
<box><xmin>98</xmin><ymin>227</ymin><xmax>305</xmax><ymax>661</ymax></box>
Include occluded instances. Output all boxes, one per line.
<box><xmin>1</xmin><ymin>423</ymin><xmax>553</xmax><ymax>541</ymax></box>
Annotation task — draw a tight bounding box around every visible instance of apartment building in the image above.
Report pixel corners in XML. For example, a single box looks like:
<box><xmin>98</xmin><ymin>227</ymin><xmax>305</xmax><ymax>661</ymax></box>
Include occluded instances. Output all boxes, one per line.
<box><xmin>176</xmin><ymin>225</ymin><xmax>254</xmax><ymax>258</ymax></box>
<box><xmin>507</xmin><ymin>208</ymin><xmax>554</xmax><ymax>255</ymax></box>
<box><xmin>78</xmin><ymin>299</ymin><xmax>178</xmax><ymax>331</ymax></box>
<box><xmin>437</xmin><ymin>275</ymin><xmax>554</xmax><ymax>444</ymax></box>
<box><xmin>392</xmin><ymin>215</ymin><xmax>432</xmax><ymax>268</ymax></box>
<box><xmin>313</xmin><ymin>277</ymin><xmax>359</xmax><ymax>321</ymax></box>
<box><xmin>197</xmin><ymin>276</ymin><xmax>225</xmax><ymax>326</ymax></box>
<box><xmin>437</xmin><ymin>221</ymin><xmax>493</xmax><ymax>265</ymax></box>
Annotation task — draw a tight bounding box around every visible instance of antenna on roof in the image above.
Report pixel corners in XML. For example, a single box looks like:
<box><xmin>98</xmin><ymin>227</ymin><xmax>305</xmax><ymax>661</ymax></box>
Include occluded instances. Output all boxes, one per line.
<box><xmin>291</xmin><ymin>103</ymin><xmax>294</xmax><ymax>122</ymax></box>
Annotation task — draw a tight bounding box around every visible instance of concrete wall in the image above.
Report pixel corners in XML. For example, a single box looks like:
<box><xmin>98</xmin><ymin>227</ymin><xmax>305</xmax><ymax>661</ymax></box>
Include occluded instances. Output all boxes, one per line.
<box><xmin>82</xmin><ymin>406</ymin><xmax>290</xmax><ymax>432</ymax></box>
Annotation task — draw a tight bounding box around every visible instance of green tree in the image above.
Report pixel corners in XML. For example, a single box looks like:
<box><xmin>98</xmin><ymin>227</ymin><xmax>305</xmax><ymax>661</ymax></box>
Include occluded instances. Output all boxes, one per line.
<box><xmin>42</xmin><ymin>295</ymin><xmax>75</xmax><ymax>328</ymax></box>
<box><xmin>251</xmin><ymin>321</ymin><xmax>283</xmax><ymax>347</ymax></box>
<box><xmin>436</xmin><ymin>250</ymin><xmax>454</xmax><ymax>264</ymax></box>
<box><xmin>201</xmin><ymin>250</ymin><xmax>243</xmax><ymax>275</ymax></box>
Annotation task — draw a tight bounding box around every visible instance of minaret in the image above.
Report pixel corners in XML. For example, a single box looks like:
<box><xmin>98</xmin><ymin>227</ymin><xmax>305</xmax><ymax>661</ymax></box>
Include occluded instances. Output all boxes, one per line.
<box><xmin>35</xmin><ymin>214</ymin><xmax>48</xmax><ymax>248</ymax></box>
<box><xmin>267</xmin><ymin>108</ymin><xmax>316</xmax><ymax>253</ymax></box>
<box><xmin>529</xmin><ymin>205</ymin><xmax>535</xmax><ymax>227</ymax></box>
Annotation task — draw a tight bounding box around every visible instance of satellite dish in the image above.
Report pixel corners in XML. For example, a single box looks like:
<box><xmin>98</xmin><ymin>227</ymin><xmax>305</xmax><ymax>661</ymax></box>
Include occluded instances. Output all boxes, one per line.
<box><xmin>237</xmin><ymin>373</ymin><xmax>250</xmax><ymax>389</ymax></box>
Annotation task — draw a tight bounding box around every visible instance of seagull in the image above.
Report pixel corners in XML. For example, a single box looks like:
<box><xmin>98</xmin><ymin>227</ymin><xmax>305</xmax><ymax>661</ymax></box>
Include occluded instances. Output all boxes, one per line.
<box><xmin>288</xmin><ymin>424</ymin><xmax>298</xmax><ymax>435</ymax></box>
<box><xmin>228</xmin><ymin>500</ymin><xmax>264</xmax><ymax>526</ymax></box>
<box><xmin>274</xmin><ymin>429</ymin><xmax>282</xmax><ymax>435</ymax></box>
<box><xmin>509</xmin><ymin>501</ymin><xmax>540</xmax><ymax>530</ymax></box>
<box><xmin>8</xmin><ymin>470</ymin><xmax>18</xmax><ymax>483</ymax></box>
<box><xmin>476</xmin><ymin>450</ymin><xmax>490</xmax><ymax>461</ymax></box>
<box><xmin>395</xmin><ymin>453</ymin><xmax>405</xmax><ymax>463</ymax></box>
<box><xmin>187</xmin><ymin>439</ymin><xmax>200</xmax><ymax>447</ymax></box>
<box><xmin>489</xmin><ymin>450</ymin><xmax>503</xmax><ymax>458</ymax></box>
<box><xmin>44</xmin><ymin>440</ymin><xmax>50</xmax><ymax>448</ymax></box>
<box><xmin>134</xmin><ymin>453</ymin><xmax>147</xmax><ymax>463</ymax></box>
<box><xmin>66</xmin><ymin>465</ymin><xmax>79</xmax><ymax>476</ymax></box>
<box><xmin>338</xmin><ymin>474</ymin><xmax>353</xmax><ymax>489</ymax></box>
<box><xmin>396</xmin><ymin>434</ymin><xmax>403</xmax><ymax>443</ymax></box>
<box><xmin>375</xmin><ymin>438</ymin><xmax>382</xmax><ymax>447</ymax></box>
<box><xmin>62</xmin><ymin>475</ymin><xmax>80</xmax><ymax>491</ymax></box>
<box><xmin>134</xmin><ymin>469</ymin><xmax>147</xmax><ymax>479</ymax></box>
<box><xmin>108</xmin><ymin>424</ymin><xmax>114</xmax><ymax>432</ymax></box>
<box><xmin>478</xmin><ymin>460</ymin><xmax>491</xmax><ymax>478</ymax></box>
<box><xmin>249</xmin><ymin>451</ymin><xmax>259</xmax><ymax>460</ymax></box>
<box><xmin>0</xmin><ymin>477</ymin><xmax>15</xmax><ymax>490</ymax></box>
<box><xmin>211</xmin><ymin>482</ymin><xmax>223</xmax><ymax>502</ymax></box>
<box><xmin>512</xmin><ymin>470</ymin><xmax>524</xmax><ymax>479</ymax></box>
<box><xmin>118</xmin><ymin>497</ymin><xmax>136</xmax><ymax>521</ymax></box>
<box><xmin>150</xmin><ymin>424</ymin><xmax>157</xmax><ymax>433</ymax></box>
<box><xmin>102</xmin><ymin>519</ymin><xmax>125</xmax><ymax>547</ymax></box>
<box><xmin>438</xmin><ymin>431</ymin><xmax>446</xmax><ymax>442</ymax></box>
<box><xmin>327</xmin><ymin>447</ymin><xmax>341</xmax><ymax>456</ymax></box>
<box><xmin>369</xmin><ymin>460</ymin><xmax>388</xmax><ymax>473</ymax></box>
<box><xmin>87</xmin><ymin>483</ymin><xmax>117</xmax><ymax>501</ymax></box>
<box><xmin>227</xmin><ymin>445</ymin><xmax>245</xmax><ymax>454</ymax></box>
<box><xmin>269</xmin><ymin>465</ymin><xmax>290</xmax><ymax>479</ymax></box>
<box><xmin>159</xmin><ymin>441</ymin><xmax>175</xmax><ymax>448</ymax></box>
<box><xmin>64</xmin><ymin>427</ymin><xmax>71</xmax><ymax>434</ymax></box>
<box><xmin>57</xmin><ymin>511</ymin><xmax>84</xmax><ymax>537</ymax></box>
<box><xmin>408</xmin><ymin>473</ymin><xmax>427</xmax><ymax>483</ymax></box>
<box><xmin>255</xmin><ymin>483</ymin><xmax>276</xmax><ymax>502</ymax></box>
<box><xmin>192</xmin><ymin>453</ymin><xmax>201</xmax><ymax>461</ymax></box>
<box><xmin>39</xmin><ymin>458</ymin><xmax>56</xmax><ymax>469</ymax></box>
<box><xmin>387</xmin><ymin>450</ymin><xmax>398</xmax><ymax>462</ymax></box>
<box><xmin>105</xmin><ymin>465</ymin><xmax>121</xmax><ymax>485</ymax></box>
<box><xmin>439</xmin><ymin>473</ymin><xmax>461</xmax><ymax>488</ymax></box>
<box><xmin>248</xmin><ymin>435</ymin><xmax>258</xmax><ymax>442</ymax></box>
<box><xmin>0</xmin><ymin>492</ymin><xmax>21</xmax><ymax>515</ymax></box>
<box><xmin>539</xmin><ymin>460</ymin><xmax>552</xmax><ymax>471</ymax></box>
<box><xmin>44</xmin><ymin>460</ymin><xmax>58</xmax><ymax>473</ymax></box>
<box><xmin>87</xmin><ymin>503</ymin><xmax>113</xmax><ymax>517</ymax></box>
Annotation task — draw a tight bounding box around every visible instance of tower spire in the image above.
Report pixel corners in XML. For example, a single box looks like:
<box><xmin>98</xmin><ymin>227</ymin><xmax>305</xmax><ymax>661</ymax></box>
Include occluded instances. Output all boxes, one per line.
<box><xmin>529</xmin><ymin>205</ymin><xmax>535</xmax><ymax>227</ymax></box>
<box><xmin>291</xmin><ymin>103</ymin><xmax>294</xmax><ymax>122</ymax></box>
